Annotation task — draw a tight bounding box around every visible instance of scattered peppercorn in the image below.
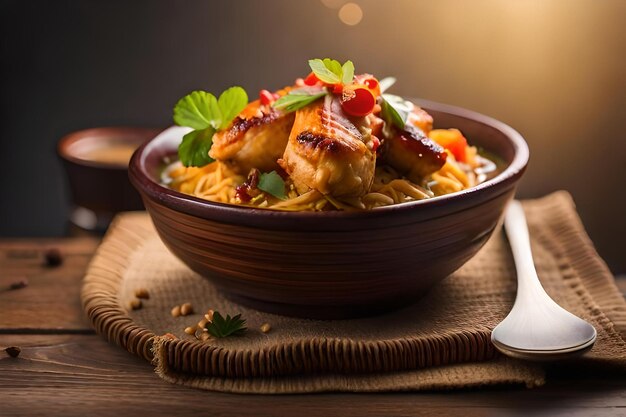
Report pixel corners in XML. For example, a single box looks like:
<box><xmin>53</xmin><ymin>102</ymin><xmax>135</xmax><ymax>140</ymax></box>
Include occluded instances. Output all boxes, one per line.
<box><xmin>205</xmin><ymin>309</ymin><xmax>214</xmax><ymax>322</ymax></box>
<box><xmin>44</xmin><ymin>248</ymin><xmax>63</xmax><ymax>267</ymax></box>
<box><xmin>180</xmin><ymin>302</ymin><xmax>193</xmax><ymax>316</ymax></box>
<box><xmin>5</xmin><ymin>346</ymin><xmax>21</xmax><ymax>358</ymax></box>
<box><xmin>184</xmin><ymin>326</ymin><xmax>196</xmax><ymax>335</ymax></box>
<box><xmin>171</xmin><ymin>305</ymin><xmax>181</xmax><ymax>317</ymax></box>
<box><xmin>134</xmin><ymin>288</ymin><xmax>150</xmax><ymax>299</ymax></box>
<box><xmin>199</xmin><ymin>332</ymin><xmax>210</xmax><ymax>341</ymax></box>
<box><xmin>260</xmin><ymin>323</ymin><xmax>272</xmax><ymax>334</ymax></box>
<box><xmin>129</xmin><ymin>299</ymin><xmax>142</xmax><ymax>310</ymax></box>
<box><xmin>9</xmin><ymin>279</ymin><xmax>29</xmax><ymax>290</ymax></box>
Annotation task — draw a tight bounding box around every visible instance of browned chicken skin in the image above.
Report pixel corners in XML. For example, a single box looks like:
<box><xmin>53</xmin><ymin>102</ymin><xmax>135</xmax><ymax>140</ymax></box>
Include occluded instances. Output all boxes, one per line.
<box><xmin>382</xmin><ymin>123</ymin><xmax>447</xmax><ymax>183</ymax></box>
<box><xmin>210</xmin><ymin>96</ymin><xmax>294</xmax><ymax>174</ymax></box>
<box><xmin>211</xmin><ymin>91</ymin><xmax>443</xmax><ymax>197</ymax></box>
<box><xmin>279</xmin><ymin>95</ymin><xmax>376</xmax><ymax>197</ymax></box>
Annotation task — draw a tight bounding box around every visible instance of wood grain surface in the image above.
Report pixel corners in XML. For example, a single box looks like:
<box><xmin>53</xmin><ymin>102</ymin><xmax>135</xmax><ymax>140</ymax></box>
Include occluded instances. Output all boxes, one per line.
<box><xmin>1</xmin><ymin>238</ymin><xmax>625</xmax><ymax>417</ymax></box>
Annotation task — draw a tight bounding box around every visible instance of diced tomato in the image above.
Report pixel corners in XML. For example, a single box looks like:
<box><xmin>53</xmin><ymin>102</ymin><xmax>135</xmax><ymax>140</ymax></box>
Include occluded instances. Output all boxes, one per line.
<box><xmin>331</xmin><ymin>83</ymin><xmax>343</xmax><ymax>94</ymax></box>
<box><xmin>371</xmin><ymin>136</ymin><xmax>381</xmax><ymax>152</ymax></box>
<box><xmin>304</xmin><ymin>72</ymin><xmax>320</xmax><ymax>86</ymax></box>
<box><xmin>340</xmin><ymin>86</ymin><xmax>376</xmax><ymax>117</ymax></box>
<box><xmin>428</xmin><ymin>129</ymin><xmax>468</xmax><ymax>162</ymax></box>
<box><xmin>259</xmin><ymin>89</ymin><xmax>274</xmax><ymax>105</ymax></box>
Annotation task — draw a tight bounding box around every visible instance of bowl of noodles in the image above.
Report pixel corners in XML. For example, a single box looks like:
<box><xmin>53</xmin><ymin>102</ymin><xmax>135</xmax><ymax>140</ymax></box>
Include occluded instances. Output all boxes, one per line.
<box><xmin>129</xmin><ymin>60</ymin><xmax>528</xmax><ymax>318</ymax></box>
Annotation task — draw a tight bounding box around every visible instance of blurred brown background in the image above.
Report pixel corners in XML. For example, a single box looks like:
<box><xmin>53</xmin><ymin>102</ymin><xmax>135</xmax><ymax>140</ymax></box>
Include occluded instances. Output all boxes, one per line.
<box><xmin>1</xmin><ymin>0</ymin><xmax>624</xmax><ymax>273</ymax></box>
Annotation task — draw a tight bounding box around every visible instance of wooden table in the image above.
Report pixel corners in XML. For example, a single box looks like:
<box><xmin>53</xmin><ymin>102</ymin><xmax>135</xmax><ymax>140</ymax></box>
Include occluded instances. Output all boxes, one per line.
<box><xmin>1</xmin><ymin>238</ymin><xmax>625</xmax><ymax>417</ymax></box>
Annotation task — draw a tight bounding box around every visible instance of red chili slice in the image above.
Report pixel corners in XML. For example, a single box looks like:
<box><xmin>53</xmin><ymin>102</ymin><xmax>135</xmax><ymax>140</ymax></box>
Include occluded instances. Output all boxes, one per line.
<box><xmin>341</xmin><ymin>87</ymin><xmax>376</xmax><ymax>117</ymax></box>
<box><xmin>364</xmin><ymin>78</ymin><xmax>378</xmax><ymax>91</ymax></box>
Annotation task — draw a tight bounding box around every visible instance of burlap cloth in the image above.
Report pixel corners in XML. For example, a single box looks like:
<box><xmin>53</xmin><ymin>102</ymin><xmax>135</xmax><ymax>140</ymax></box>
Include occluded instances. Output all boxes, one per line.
<box><xmin>81</xmin><ymin>191</ymin><xmax>626</xmax><ymax>393</ymax></box>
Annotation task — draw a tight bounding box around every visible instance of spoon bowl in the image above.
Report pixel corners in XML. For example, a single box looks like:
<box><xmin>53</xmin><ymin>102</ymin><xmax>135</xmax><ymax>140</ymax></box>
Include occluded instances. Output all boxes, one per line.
<box><xmin>491</xmin><ymin>200</ymin><xmax>597</xmax><ymax>360</ymax></box>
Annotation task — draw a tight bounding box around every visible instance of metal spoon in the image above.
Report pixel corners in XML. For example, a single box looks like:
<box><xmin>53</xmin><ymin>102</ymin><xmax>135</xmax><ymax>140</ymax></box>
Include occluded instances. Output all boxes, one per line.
<box><xmin>491</xmin><ymin>200</ymin><xmax>597</xmax><ymax>360</ymax></box>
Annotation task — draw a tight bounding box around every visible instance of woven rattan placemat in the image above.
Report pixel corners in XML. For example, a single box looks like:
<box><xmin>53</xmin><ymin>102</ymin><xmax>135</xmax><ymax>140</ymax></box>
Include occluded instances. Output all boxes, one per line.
<box><xmin>81</xmin><ymin>192</ymin><xmax>626</xmax><ymax>393</ymax></box>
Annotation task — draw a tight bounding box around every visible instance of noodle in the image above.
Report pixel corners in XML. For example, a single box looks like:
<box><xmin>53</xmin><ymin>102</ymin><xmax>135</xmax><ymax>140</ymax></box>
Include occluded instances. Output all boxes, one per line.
<box><xmin>272</xmin><ymin>190</ymin><xmax>323</xmax><ymax>210</ymax></box>
<box><xmin>165</xmin><ymin>145</ymin><xmax>496</xmax><ymax>211</ymax></box>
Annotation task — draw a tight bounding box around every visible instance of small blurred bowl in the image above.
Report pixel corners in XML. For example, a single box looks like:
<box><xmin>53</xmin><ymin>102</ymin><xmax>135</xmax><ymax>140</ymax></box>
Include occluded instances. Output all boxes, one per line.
<box><xmin>130</xmin><ymin>100</ymin><xmax>529</xmax><ymax>319</ymax></box>
<box><xmin>59</xmin><ymin>127</ymin><xmax>162</xmax><ymax>232</ymax></box>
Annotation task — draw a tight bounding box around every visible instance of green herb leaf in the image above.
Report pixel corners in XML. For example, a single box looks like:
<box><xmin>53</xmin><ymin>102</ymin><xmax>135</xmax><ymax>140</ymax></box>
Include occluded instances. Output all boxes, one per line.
<box><xmin>308</xmin><ymin>58</ymin><xmax>342</xmax><ymax>84</ymax></box>
<box><xmin>173</xmin><ymin>91</ymin><xmax>220</xmax><ymax>130</ymax></box>
<box><xmin>217</xmin><ymin>86</ymin><xmax>248</xmax><ymax>129</ymax></box>
<box><xmin>272</xmin><ymin>88</ymin><xmax>327</xmax><ymax>112</ymax></box>
<box><xmin>258</xmin><ymin>171</ymin><xmax>287</xmax><ymax>200</ymax></box>
<box><xmin>177</xmin><ymin>127</ymin><xmax>216</xmax><ymax>167</ymax></box>
<box><xmin>173</xmin><ymin>86</ymin><xmax>250</xmax><ymax>168</ymax></box>
<box><xmin>378</xmin><ymin>76</ymin><xmax>397</xmax><ymax>93</ymax></box>
<box><xmin>323</xmin><ymin>58</ymin><xmax>343</xmax><ymax>78</ymax></box>
<box><xmin>381</xmin><ymin>94</ymin><xmax>412</xmax><ymax>130</ymax></box>
<box><xmin>341</xmin><ymin>60</ymin><xmax>355</xmax><ymax>85</ymax></box>
<box><xmin>205</xmin><ymin>311</ymin><xmax>247</xmax><ymax>338</ymax></box>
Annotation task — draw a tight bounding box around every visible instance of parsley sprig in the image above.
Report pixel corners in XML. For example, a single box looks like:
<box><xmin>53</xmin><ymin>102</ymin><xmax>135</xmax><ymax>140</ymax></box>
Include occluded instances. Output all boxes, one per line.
<box><xmin>380</xmin><ymin>88</ymin><xmax>413</xmax><ymax>130</ymax></box>
<box><xmin>173</xmin><ymin>87</ymin><xmax>248</xmax><ymax>167</ymax></box>
<box><xmin>376</xmin><ymin>76</ymin><xmax>413</xmax><ymax>130</ymax></box>
<box><xmin>258</xmin><ymin>171</ymin><xmax>287</xmax><ymax>200</ymax></box>
<box><xmin>272</xmin><ymin>87</ymin><xmax>327</xmax><ymax>112</ymax></box>
<box><xmin>205</xmin><ymin>311</ymin><xmax>247</xmax><ymax>338</ymax></box>
<box><xmin>308</xmin><ymin>58</ymin><xmax>354</xmax><ymax>85</ymax></box>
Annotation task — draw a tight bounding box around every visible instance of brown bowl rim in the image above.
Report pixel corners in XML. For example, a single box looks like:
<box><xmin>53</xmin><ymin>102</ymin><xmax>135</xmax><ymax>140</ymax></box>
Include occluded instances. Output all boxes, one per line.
<box><xmin>59</xmin><ymin>126</ymin><xmax>163</xmax><ymax>171</ymax></box>
<box><xmin>129</xmin><ymin>99</ymin><xmax>529</xmax><ymax>226</ymax></box>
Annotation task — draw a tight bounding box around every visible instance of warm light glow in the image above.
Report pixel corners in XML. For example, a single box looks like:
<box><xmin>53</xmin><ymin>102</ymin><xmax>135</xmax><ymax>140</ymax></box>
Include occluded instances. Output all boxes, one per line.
<box><xmin>338</xmin><ymin>2</ymin><xmax>363</xmax><ymax>26</ymax></box>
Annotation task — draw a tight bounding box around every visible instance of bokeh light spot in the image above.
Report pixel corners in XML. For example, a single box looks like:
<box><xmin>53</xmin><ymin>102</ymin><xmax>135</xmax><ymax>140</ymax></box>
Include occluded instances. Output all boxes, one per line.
<box><xmin>338</xmin><ymin>3</ymin><xmax>363</xmax><ymax>26</ymax></box>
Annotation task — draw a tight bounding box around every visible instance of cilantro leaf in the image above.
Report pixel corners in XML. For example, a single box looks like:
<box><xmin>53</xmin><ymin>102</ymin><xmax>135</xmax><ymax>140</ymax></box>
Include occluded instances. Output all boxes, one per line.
<box><xmin>381</xmin><ymin>94</ymin><xmax>412</xmax><ymax>130</ymax></box>
<box><xmin>341</xmin><ymin>60</ymin><xmax>355</xmax><ymax>85</ymax></box>
<box><xmin>272</xmin><ymin>88</ymin><xmax>327</xmax><ymax>112</ymax></box>
<box><xmin>178</xmin><ymin>127</ymin><xmax>216</xmax><ymax>167</ymax></box>
<box><xmin>217</xmin><ymin>86</ymin><xmax>248</xmax><ymax>129</ymax></box>
<box><xmin>308</xmin><ymin>59</ymin><xmax>342</xmax><ymax>84</ymax></box>
<box><xmin>173</xmin><ymin>91</ymin><xmax>220</xmax><ymax>130</ymax></box>
<box><xmin>258</xmin><ymin>171</ymin><xmax>287</xmax><ymax>199</ymax></box>
<box><xmin>205</xmin><ymin>312</ymin><xmax>247</xmax><ymax>338</ymax></box>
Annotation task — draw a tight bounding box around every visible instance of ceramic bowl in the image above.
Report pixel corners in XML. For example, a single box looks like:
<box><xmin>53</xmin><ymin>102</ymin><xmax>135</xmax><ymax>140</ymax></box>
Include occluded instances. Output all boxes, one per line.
<box><xmin>129</xmin><ymin>100</ymin><xmax>528</xmax><ymax>318</ymax></box>
<box><xmin>59</xmin><ymin>127</ymin><xmax>162</xmax><ymax>232</ymax></box>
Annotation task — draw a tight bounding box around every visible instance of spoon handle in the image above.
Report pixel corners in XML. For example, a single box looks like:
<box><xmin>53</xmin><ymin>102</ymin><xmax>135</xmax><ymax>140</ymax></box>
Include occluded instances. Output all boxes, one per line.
<box><xmin>504</xmin><ymin>200</ymin><xmax>551</xmax><ymax>301</ymax></box>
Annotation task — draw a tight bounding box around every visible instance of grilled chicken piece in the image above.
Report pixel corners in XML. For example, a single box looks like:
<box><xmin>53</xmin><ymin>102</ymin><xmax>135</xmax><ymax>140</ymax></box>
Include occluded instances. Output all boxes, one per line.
<box><xmin>383</xmin><ymin>123</ymin><xmax>447</xmax><ymax>183</ymax></box>
<box><xmin>210</xmin><ymin>97</ymin><xmax>295</xmax><ymax>174</ymax></box>
<box><xmin>279</xmin><ymin>95</ymin><xmax>376</xmax><ymax>197</ymax></box>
